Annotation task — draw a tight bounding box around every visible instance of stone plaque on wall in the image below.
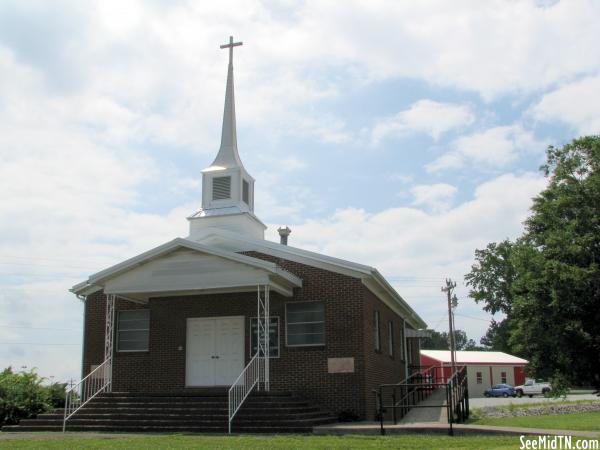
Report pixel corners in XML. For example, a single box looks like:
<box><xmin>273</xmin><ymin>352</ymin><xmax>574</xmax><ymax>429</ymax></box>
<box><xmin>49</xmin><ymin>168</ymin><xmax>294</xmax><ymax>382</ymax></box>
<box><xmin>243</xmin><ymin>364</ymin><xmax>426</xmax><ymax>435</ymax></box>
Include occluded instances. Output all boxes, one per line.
<box><xmin>327</xmin><ymin>357</ymin><xmax>355</xmax><ymax>373</ymax></box>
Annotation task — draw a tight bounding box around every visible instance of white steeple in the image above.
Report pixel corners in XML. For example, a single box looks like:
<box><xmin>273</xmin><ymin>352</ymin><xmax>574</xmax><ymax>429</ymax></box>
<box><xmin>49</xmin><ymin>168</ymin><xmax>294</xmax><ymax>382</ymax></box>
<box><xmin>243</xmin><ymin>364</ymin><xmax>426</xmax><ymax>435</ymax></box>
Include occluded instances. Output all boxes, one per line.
<box><xmin>188</xmin><ymin>36</ymin><xmax>266</xmax><ymax>241</ymax></box>
<box><xmin>207</xmin><ymin>36</ymin><xmax>244</xmax><ymax>171</ymax></box>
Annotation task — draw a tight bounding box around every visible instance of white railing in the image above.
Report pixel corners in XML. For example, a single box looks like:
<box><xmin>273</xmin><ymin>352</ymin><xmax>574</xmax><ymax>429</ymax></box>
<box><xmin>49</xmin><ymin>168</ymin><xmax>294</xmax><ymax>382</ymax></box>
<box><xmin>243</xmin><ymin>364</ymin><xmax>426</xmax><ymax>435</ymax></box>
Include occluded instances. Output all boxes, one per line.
<box><xmin>228</xmin><ymin>285</ymin><xmax>270</xmax><ymax>433</ymax></box>
<box><xmin>228</xmin><ymin>353</ymin><xmax>263</xmax><ymax>434</ymax></box>
<box><xmin>62</xmin><ymin>357</ymin><xmax>112</xmax><ymax>432</ymax></box>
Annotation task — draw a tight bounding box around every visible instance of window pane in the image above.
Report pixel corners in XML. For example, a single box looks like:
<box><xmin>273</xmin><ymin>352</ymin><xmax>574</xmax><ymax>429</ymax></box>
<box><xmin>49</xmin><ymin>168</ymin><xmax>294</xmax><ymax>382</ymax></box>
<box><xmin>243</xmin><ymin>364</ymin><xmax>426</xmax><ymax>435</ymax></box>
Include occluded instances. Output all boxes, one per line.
<box><xmin>118</xmin><ymin>310</ymin><xmax>149</xmax><ymax>352</ymax></box>
<box><xmin>118</xmin><ymin>319</ymin><xmax>149</xmax><ymax>330</ymax></box>
<box><xmin>286</xmin><ymin>302</ymin><xmax>325</xmax><ymax>347</ymax></box>
<box><xmin>288</xmin><ymin>322</ymin><xmax>324</xmax><ymax>335</ymax></box>
<box><xmin>286</xmin><ymin>310</ymin><xmax>324</xmax><ymax>323</ymax></box>
<box><xmin>287</xmin><ymin>332</ymin><xmax>324</xmax><ymax>346</ymax></box>
<box><xmin>250</xmin><ymin>317</ymin><xmax>279</xmax><ymax>358</ymax></box>
<box><xmin>120</xmin><ymin>310</ymin><xmax>148</xmax><ymax>320</ymax></box>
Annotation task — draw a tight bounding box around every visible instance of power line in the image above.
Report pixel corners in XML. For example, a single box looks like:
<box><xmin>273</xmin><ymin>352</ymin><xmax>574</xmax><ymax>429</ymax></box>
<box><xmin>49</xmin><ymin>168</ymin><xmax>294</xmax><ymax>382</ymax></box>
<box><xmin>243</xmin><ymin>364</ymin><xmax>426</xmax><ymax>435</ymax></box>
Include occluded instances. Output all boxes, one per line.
<box><xmin>0</xmin><ymin>325</ymin><xmax>82</xmax><ymax>331</ymax></box>
<box><xmin>0</xmin><ymin>342</ymin><xmax>81</xmax><ymax>346</ymax></box>
<box><xmin>0</xmin><ymin>254</ymin><xmax>109</xmax><ymax>264</ymax></box>
<box><xmin>430</xmin><ymin>312</ymin><xmax>449</xmax><ymax>331</ymax></box>
<box><xmin>454</xmin><ymin>313</ymin><xmax>494</xmax><ymax>323</ymax></box>
<box><xmin>0</xmin><ymin>261</ymin><xmax>98</xmax><ymax>270</ymax></box>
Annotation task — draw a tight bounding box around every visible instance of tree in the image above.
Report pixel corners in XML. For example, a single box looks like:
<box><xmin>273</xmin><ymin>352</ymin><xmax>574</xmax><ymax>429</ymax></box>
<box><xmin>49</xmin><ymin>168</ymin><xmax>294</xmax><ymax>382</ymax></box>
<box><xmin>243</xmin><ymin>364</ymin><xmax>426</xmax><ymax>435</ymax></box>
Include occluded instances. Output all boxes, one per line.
<box><xmin>0</xmin><ymin>367</ymin><xmax>52</xmax><ymax>426</ymax></box>
<box><xmin>466</xmin><ymin>136</ymin><xmax>600</xmax><ymax>390</ymax></box>
<box><xmin>479</xmin><ymin>319</ymin><xmax>514</xmax><ymax>353</ymax></box>
<box><xmin>421</xmin><ymin>329</ymin><xmax>482</xmax><ymax>351</ymax></box>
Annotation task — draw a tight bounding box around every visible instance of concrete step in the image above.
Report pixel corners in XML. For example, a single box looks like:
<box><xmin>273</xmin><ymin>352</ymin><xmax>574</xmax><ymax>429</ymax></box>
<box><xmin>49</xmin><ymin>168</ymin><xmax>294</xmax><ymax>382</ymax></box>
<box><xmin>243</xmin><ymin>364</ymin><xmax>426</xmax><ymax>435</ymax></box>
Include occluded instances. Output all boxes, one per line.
<box><xmin>2</xmin><ymin>391</ymin><xmax>335</xmax><ymax>434</ymax></box>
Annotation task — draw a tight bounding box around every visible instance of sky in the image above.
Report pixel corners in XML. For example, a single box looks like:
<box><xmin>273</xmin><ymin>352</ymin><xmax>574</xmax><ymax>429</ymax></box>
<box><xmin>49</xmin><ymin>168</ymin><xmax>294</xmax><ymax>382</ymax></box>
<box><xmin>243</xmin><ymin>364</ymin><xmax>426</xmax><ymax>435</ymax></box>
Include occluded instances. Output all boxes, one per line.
<box><xmin>1</xmin><ymin>0</ymin><xmax>600</xmax><ymax>383</ymax></box>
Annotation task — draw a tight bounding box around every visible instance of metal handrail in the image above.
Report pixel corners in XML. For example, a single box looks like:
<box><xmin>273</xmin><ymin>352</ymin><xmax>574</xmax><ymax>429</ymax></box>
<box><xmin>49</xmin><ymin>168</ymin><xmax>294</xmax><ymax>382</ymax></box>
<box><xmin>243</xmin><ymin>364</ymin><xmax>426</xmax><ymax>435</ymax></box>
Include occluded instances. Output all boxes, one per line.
<box><xmin>63</xmin><ymin>357</ymin><xmax>112</xmax><ymax>432</ymax></box>
<box><xmin>228</xmin><ymin>353</ymin><xmax>262</xmax><ymax>434</ymax></box>
<box><xmin>375</xmin><ymin>365</ymin><xmax>469</xmax><ymax>436</ymax></box>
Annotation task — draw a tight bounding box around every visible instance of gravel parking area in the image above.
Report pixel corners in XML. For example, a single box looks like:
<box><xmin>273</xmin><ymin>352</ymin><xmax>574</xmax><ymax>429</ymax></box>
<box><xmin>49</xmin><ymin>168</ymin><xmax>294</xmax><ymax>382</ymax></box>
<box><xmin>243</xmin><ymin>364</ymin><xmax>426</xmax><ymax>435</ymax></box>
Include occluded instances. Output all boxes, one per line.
<box><xmin>469</xmin><ymin>394</ymin><xmax>599</xmax><ymax>408</ymax></box>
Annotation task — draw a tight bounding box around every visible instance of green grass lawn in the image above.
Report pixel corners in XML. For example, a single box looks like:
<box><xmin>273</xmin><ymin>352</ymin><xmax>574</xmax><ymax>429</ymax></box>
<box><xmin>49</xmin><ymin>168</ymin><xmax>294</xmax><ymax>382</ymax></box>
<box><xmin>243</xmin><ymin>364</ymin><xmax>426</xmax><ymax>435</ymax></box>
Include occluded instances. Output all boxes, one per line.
<box><xmin>469</xmin><ymin>411</ymin><xmax>600</xmax><ymax>431</ymax></box>
<box><xmin>0</xmin><ymin>434</ymin><xmax>537</xmax><ymax>450</ymax></box>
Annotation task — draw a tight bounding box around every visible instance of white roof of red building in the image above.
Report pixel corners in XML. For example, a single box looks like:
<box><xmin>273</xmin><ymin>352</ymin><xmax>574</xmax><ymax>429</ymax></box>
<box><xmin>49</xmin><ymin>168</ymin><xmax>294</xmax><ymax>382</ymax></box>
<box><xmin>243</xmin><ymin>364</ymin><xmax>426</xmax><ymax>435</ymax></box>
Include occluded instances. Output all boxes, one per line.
<box><xmin>421</xmin><ymin>350</ymin><xmax>528</xmax><ymax>365</ymax></box>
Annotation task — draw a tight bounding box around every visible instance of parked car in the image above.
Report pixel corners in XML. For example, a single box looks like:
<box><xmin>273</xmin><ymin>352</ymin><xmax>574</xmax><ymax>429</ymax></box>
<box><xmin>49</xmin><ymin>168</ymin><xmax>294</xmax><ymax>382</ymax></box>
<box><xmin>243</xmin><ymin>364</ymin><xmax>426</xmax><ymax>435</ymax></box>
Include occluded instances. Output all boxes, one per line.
<box><xmin>514</xmin><ymin>379</ymin><xmax>551</xmax><ymax>398</ymax></box>
<box><xmin>484</xmin><ymin>384</ymin><xmax>516</xmax><ymax>398</ymax></box>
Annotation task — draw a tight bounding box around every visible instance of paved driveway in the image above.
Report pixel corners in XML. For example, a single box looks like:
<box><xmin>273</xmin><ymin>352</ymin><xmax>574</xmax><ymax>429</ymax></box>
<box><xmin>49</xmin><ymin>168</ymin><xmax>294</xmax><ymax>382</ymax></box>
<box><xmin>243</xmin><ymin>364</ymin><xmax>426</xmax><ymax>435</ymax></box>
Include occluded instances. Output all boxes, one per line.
<box><xmin>469</xmin><ymin>394</ymin><xmax>599</xmax><ymax>408</ymax></box>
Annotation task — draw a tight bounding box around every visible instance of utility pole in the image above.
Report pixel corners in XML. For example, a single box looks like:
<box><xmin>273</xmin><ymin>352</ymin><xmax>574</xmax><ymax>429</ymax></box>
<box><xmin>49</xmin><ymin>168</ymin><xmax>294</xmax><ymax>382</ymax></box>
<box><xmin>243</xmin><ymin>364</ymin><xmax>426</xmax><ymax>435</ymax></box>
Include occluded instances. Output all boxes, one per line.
<box><xmin>442</xmin><ymin>278</ymin><xmax>458</xmax><ymax>379</ymax></box>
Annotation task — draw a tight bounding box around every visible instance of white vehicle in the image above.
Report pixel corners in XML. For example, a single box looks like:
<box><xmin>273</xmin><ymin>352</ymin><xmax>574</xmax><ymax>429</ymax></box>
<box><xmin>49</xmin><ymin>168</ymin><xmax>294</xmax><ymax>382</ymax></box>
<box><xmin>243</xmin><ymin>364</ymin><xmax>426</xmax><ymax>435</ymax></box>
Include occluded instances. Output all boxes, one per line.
<box><xmin>514</xmin><ymin>379</ymin><xmax>552</xmax><ymax>398</ymax></box>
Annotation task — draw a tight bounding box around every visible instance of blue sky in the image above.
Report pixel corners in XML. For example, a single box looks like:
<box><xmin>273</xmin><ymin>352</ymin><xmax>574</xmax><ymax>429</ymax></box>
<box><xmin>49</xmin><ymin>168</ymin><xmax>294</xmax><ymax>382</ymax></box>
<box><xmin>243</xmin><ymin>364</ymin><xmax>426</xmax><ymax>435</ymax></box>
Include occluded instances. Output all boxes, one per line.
<box><xmin>1</xmin><ymin>0</ymin><xmax>600</xmax><ymax>382</ymax></box>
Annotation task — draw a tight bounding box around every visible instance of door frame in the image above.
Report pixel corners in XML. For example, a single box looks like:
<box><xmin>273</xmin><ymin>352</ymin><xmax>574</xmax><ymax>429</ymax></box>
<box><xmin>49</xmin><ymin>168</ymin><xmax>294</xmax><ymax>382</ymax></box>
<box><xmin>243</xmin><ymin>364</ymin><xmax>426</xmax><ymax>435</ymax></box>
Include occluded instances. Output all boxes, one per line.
<box><xmin>185</xmin><ymin>315</ymin><xmax>245</xmax><ymax>387</ymax></box>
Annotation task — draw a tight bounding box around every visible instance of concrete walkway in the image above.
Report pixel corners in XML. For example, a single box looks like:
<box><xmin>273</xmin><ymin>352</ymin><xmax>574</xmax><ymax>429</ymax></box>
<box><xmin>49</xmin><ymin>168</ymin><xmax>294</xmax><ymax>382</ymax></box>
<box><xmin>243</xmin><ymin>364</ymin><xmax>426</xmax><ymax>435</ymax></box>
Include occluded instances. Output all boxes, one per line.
<box><xmin>399</xmin><ymin>388</ymin><xmax>447</xmax><ymax>424</ymax></box>
<box><xmin>314</xmin><ymin>422</ymin><xmax>600</xmax><ymax>438</ymax></box>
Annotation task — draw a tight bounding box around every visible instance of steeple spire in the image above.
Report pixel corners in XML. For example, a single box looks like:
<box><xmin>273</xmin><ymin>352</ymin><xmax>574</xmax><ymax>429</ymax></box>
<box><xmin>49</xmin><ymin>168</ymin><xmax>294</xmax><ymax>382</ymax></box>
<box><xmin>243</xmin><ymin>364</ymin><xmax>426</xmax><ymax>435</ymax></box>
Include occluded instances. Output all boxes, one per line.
<box><xmin>189</xmin><ymin>36</ymin><xmax>266</xmax><ymax>241</ymax></box>
<box><xmin>210</xmin><ymin>36</ymin><xmax>244</xmax><ymax>169</ymax></box>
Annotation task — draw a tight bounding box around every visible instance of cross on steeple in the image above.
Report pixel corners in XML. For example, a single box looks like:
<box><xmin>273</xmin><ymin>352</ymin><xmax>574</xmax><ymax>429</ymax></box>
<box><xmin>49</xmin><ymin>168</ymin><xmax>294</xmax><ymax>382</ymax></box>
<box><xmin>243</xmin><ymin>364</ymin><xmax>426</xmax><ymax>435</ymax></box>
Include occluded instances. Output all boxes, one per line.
<box><xmin>220</xmin><ymin>36</ymin><xmax>242</xmax><ymax>65</ymax></box>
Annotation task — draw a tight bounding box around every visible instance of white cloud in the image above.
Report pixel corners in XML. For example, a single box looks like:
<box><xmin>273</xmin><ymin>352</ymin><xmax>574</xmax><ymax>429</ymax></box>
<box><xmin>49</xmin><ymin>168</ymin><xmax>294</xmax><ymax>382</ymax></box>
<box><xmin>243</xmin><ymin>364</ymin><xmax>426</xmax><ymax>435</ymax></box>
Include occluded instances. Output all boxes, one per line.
<box><xmin>0</xmin><ymin>0</ymin><xmax>592</xmax><ymax>381</ymax></box>
<box><xmin>372</xmin><ymin>100</ymin><xmax>474</xmax><ymax>144</ymax></box>
<box><xmin>282</xmin><ymin>0</ymin><xmax>600</xmax><ymax>100</ymax></box>
<box><xmin>266</xmin><ymin>172</ymin><xmax>547</xmax><ymax>340</ymax></box>
<box><xmin>427</xmin><ymin>125</ymin><xmax>544</xmax><ymax>172</ymax></box>
<box><xmin>0</xmin><ymin>49</ymin><xmax>191</xmax><ymax>382</ymax></box>
<box><xmin>530</xmin><ymin>75</ymin><xmax>600</xmax><ymax>135</ymax></box>
<box><xmin>411</xmin><ymin>183</ymin><xmax>458</xmax><ymax>212</ymax></box>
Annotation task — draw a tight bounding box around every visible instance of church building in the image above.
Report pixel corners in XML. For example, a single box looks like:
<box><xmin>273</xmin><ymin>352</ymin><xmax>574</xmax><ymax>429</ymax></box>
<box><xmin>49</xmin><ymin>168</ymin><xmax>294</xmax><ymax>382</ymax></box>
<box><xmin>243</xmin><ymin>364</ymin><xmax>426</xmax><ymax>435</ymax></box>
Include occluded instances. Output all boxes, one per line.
<box><xmin>66</xmin><ymin>37</ymin><xmax>428</xmax><ymax>432</ymax></box>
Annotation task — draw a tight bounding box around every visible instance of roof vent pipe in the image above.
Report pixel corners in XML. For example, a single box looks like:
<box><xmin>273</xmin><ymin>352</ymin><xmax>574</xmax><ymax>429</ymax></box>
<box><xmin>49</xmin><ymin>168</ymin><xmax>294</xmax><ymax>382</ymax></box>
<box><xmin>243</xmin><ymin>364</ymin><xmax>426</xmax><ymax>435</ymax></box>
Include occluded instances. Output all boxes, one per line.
<box><xmin>277</xmin><ymin>226</ymin><xmax>291</xmax><ymax>245</ymax></box>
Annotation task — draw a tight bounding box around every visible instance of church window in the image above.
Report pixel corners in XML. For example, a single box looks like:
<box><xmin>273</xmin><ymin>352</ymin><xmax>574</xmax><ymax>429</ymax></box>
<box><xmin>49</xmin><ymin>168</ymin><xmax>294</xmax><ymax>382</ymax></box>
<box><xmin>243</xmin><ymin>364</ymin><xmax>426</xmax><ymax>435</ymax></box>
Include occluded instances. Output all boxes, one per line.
<box><xmin>286</xmin><ymin>302</ymin><xmax>325</xmax><ymax>346</ymax></box>
<box><xmin>388</xmin><ymin>321</ymin><xmax>394</xmax><ymax>358</ymax></box>
<box><xmin>374</xmin><ymin>310</ymin><xmax>381</xmax><ymax>351</ymax></box>
<box><xmin>212</xmin><ymin>176</ymin><xmax>231</xmax><ymax>200</ymax></box>
<box><xmin>117</xmin><ymin>310</ymin><xmax>149</xmax><ymax>352</ymax></box>
<box><xmin>242</xmin><ymin>179</ymin><xmax>249</xmax><ymax>204</ymax></box>
<box><xmin>250</xmin><ymin>316</ymin><xmax>279</xmax><ymax>358</ymax></box>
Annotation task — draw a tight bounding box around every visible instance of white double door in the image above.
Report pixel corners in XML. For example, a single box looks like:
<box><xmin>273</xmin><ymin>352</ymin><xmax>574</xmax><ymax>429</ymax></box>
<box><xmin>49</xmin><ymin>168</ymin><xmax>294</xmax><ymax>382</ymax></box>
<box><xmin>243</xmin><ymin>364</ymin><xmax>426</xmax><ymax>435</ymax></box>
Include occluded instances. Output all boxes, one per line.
<box><xmin>186</xmin><ymin>316</ymin><xmax>244</xmax><ymax>387</ymax></box>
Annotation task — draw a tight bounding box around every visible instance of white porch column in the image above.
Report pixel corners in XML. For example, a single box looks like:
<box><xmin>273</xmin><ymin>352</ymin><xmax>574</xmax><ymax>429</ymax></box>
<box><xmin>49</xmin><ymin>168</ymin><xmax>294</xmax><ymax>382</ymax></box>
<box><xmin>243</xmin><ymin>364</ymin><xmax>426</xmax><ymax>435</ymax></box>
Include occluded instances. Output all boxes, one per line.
<box><xmin>256</xmin><ymin>285</ymin><xmax>270</xmax><ymax>391</ymax></box>
<box><xmin>264</xmin><ymin>285</ymin><xmax>270</xmax><ymax>391</ymax></box>
<box><xmin>104</xmin><ymin>294</ymin><xmax>115</xmax><ymax>391</ymax></box>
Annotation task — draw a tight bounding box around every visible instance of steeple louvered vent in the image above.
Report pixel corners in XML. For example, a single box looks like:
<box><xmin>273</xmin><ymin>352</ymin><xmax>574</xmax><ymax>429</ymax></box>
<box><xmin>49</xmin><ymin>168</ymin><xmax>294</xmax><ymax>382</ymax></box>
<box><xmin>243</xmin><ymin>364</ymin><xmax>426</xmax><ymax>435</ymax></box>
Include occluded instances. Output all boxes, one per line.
<box><xmin>212</xmin><ymin>176</ymin><xmax>231</xmax><ymax>200</ymax></box>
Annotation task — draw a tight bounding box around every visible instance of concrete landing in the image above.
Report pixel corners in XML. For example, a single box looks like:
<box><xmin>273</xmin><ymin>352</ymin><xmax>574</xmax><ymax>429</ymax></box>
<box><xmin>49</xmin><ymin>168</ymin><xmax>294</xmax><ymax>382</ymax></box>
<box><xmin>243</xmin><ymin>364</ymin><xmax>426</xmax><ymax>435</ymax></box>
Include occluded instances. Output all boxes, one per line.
<box><xmin>399</xmin><ymin>388</ymin><xmax>447</xmax><ymax>424</ymax></box>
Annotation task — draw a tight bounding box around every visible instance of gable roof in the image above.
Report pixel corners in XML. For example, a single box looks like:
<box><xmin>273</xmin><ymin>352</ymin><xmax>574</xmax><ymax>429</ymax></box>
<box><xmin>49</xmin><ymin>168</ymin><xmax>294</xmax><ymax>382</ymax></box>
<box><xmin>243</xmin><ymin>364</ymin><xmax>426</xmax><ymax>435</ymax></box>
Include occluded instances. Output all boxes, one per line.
<box><xmin>421</xmin><ymin>350</ymin><xmax>528</xmax><ymax>365</ymax></box>
<box><xmin>71</xmin><ymin>237</ymin><xmax>301</xmax><ymax>297</ymax></box>
<box><xmin>71</xmin><ymin>230</ymin><xmax>428</xmax><ymax>330</ymax></box>
<box><xmin>192</xmin><ymin>229</ymin><xmax>427</xmax><ymax>329</ymax></box>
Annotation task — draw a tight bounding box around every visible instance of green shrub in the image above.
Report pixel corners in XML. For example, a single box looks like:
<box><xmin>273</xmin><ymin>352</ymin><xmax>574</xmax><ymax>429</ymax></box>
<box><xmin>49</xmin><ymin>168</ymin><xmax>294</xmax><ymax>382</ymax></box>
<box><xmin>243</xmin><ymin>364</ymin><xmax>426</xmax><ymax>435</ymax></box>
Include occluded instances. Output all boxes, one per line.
<box><xmin>47</xmin><ymin>382</ymin><xmax>67</xmax><ymax>409</ymax></box>
<box><xmin>0</xmin><ymin>367</ymin><xmax>52</xmax><ymax>426</ymax></box>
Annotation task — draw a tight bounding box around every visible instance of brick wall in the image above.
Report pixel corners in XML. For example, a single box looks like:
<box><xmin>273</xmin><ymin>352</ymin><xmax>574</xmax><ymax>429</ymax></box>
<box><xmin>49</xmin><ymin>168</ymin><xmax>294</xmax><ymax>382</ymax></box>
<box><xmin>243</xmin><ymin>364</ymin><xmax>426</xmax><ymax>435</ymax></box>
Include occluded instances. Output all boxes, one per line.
<box><xmin>361</xmin><ymin>287</ymin><xmax>408</xmax><ymax>420</ymax></box>
<box><xmin>82</xmin><ymin>252</ymin><xmax>417</xmax><ymax>420</ymax></box>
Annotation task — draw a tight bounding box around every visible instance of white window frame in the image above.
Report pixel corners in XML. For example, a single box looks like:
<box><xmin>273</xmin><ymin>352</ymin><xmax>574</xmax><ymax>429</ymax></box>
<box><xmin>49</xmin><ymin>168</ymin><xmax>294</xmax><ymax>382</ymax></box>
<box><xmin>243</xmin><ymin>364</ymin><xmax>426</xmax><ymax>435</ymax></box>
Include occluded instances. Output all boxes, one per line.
<box><xmin>117</xmin><ymin>309</ymin><xmax>150</xmax><ymax>353</ymax></box>
<box><xmin>501</xmin><ymin>371</ymin><xmax>507</xmax><ymax>384</ymax></box>
<box><xmin>249</xmin><ymin>316</ymin><xmax>280</xmax><ymax>358</ymax></box>
<box><xmin>285</xmin><ymin>301</ymin><xmax>325</xmax><ymax>347</ymax></box>
<box><xmin>476</xmin><ymin>371</ymin><xmax>483</xmax><ymax>384</ymax></box>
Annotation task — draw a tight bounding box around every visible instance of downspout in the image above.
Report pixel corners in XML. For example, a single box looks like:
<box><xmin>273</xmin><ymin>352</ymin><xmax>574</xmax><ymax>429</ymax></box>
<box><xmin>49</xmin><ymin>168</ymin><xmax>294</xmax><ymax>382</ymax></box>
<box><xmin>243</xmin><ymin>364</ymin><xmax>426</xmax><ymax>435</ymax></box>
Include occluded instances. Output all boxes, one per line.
<box><xmin>76</xmin><ymin>294</ymin><xmax>87</xmax><ymax>381</ymax></box>
<box><xmin>403</xmin><ymin>320</ymin><xmax>408</xmax><ymax>378</ymax></box>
